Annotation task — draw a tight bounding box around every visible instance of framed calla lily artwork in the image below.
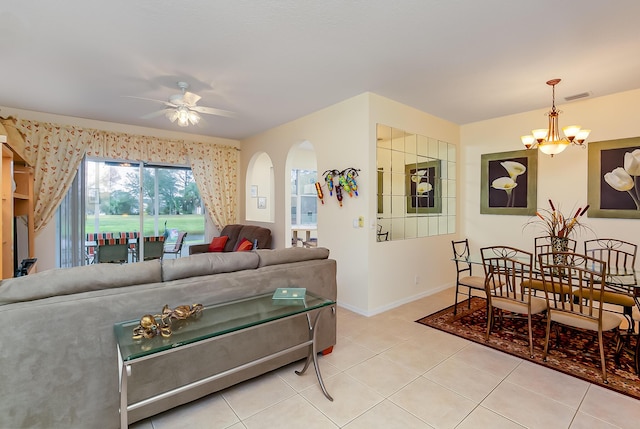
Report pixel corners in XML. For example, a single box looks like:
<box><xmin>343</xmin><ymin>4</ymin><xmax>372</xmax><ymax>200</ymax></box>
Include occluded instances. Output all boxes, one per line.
<box><xmin>480</xmin><ymin>149</ymin><xmax>538</xmax><ymax>215</ymax></box>
<box><xmin>588</xmin><ymin>137</ymin><xmax>640</xmax><ymax>219</ymax></box>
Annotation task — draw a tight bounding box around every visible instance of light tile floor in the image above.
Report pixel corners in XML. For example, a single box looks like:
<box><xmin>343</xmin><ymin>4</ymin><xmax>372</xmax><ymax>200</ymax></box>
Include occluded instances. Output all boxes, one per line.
<box><xmin>131</xmin><ymin>288</ymin><xmax>640</xmax><ymax>429</ymax></box>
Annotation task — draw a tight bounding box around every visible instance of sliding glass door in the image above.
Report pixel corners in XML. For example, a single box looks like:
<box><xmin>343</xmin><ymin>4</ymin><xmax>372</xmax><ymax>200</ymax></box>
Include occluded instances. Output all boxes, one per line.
<box><xmin>58</xmin><ymin>158</ymin><xmax>204</xmax><ymax>267</ymax></box>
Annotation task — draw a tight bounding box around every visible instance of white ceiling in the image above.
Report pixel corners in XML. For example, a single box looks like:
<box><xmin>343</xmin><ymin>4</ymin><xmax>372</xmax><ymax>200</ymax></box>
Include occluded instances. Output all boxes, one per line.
<box><xmin>2</xmin><ymin>0</ymin><xmax>640</xmax><ymax>140</ymax></box>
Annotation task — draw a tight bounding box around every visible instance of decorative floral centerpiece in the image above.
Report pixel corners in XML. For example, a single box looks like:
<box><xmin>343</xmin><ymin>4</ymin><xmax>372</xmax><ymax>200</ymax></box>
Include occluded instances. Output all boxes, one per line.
<box><xmin>525</xmin><ymin>199</ymin><xmax>590</xmax><ymax>239</ymax></box>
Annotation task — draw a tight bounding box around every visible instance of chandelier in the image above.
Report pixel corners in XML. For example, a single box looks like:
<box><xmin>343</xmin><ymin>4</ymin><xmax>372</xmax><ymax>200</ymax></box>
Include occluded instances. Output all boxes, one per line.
<box><xmin>520</xmin><ymin>79</ymin><xmax>590</xmax><ymax>157</ymax></box>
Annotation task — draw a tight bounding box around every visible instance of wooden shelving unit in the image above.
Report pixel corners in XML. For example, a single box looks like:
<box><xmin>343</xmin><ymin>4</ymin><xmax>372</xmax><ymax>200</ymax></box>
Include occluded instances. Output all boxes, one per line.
<box><xmin>1</xmin><ymin>120</ymin><xmax>36</xmax><ymax>279</ymax></box>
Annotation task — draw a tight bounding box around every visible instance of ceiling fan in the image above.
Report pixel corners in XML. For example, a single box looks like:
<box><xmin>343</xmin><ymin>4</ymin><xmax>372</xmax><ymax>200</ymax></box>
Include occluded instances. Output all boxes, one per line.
<box><xmin>127</xmin><ymin>81</ymin><xmax>235</xmax><ymax>127</ymax></box>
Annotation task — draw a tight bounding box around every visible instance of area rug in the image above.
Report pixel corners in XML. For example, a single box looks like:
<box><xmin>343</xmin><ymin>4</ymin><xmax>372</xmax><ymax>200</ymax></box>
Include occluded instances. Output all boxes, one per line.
<box><xmin>415</xmin><ymin>297</ymin><xmax>640</xmax><ymax>400</ymax></box>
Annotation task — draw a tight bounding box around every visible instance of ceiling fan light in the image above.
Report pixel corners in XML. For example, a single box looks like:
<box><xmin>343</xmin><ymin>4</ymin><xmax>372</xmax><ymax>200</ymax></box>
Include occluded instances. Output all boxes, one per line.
<box><xmin>166</xmin><ymin>110</ymin><xmax>179</xmax><ymax>122</ymax></box>
<box><xmin>188</xmin><ymin>111</ymin><xmax>201</xmax><ymax>125</ymax></box>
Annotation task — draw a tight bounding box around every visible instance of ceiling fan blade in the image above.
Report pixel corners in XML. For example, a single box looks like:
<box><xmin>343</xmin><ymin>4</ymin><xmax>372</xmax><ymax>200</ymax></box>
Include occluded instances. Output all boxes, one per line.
<box><xmin>123</xmin><ymin>95</ymin><xmax>176</xmax><ymax>108</ymax></box>
<box><xmin>140</xmin><ymin>108</ymin><xmax>172</xmax><ymax>119</ymax></box>
<box><xmin>190</xmin><ymin>105</ymin><xmax>236</xmax><ymax>117</ymax></box>
<box><xmin>182</xmin><ymin>91</ymin><xmax>201</xmax><ymax>106</ymax></box>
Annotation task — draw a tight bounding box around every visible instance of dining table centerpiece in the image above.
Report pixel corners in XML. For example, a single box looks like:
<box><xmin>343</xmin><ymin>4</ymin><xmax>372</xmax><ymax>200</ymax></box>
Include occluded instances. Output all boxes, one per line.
<box><xmin>525</xmin><ymin>199</ymin><xmax>590</xmax><ymax>262</ymax></box>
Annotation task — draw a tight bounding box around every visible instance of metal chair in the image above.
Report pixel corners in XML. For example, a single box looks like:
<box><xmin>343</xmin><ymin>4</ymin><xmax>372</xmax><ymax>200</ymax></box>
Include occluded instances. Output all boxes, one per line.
<box><xmin>451</xmin><ymin>239</ymin><xmax>486</xmax><ymax>316</ymax></box>
<box><xmin>481</xmin><ymin>246</ymin><xmax>546</xmax><ymax>358</ymax></box>
<box><xmin>581</xmin><ymin>238</ymin><xmax>637</xmax><ymax>330</ymax></box>
<box><xmin>521</xmin><ymin>236</ymin><xmax>578</xmax><ymax>299</ymax></box>
<box><xmin>163</xmin><ymin>231</ymin><xmax>187</xmax><ymax>259</ymax></box>
<box><xmin>96</xmin><ymin>238</ymin><xmax>129</xmax><ymax>264</ymax></box>
<box><xmin>539</xmin><ymin>251</ymin><xmax>623</xmax><ymax>383</ymax></box>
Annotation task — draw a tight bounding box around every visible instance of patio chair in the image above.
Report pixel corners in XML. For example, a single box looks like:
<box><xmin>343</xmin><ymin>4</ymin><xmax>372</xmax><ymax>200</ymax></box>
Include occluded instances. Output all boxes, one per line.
<box><xmin>96</xmin><ymin>238</ymin><xmax>129</xmax><ymax>264</ymax></box>
<box><xmin>137</xmin><ymin>236</ymin><xmax>166</xmax><ymax>261</ymax></box>
<box><xmin>163</xmin><ymin>231</ymin><xmax>187</xmax><ymax>258</ymax></box>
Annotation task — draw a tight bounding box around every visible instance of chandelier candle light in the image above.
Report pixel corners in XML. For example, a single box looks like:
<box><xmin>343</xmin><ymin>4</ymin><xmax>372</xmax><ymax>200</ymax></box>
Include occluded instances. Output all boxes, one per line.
<box><xmin>521</xmin><ymin>79</ymin><xmax>591</xmax><ymax>157</ymax></box>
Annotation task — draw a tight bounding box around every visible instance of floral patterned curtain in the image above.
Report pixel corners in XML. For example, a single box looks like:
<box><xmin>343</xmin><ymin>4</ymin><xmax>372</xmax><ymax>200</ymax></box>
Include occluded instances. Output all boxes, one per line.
<box><xmin>18</xmin><ymin>118</ymin><xmax>238</xmax><ymax>234</ymax></box>
<box><xmin>185</xmin><ymin>141</ymin><xmax>238</xmax><ymax>229</ymax></box>
<box><xmin>18</xmin><ymin>120</ymin><xmax>95</xmax><ymax>233</ymax></box>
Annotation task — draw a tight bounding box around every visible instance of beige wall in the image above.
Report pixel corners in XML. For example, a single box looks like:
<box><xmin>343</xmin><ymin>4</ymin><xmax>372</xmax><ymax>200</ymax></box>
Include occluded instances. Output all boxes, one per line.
<box><xmin>460</xmin><ymin>88</ymin><xmax>640</xmax><ymax>259</ymax></box>
<box><xmin>241</xmin><ymin>93</ymin><xmax>461</xmax><ymax>315</ymax></box>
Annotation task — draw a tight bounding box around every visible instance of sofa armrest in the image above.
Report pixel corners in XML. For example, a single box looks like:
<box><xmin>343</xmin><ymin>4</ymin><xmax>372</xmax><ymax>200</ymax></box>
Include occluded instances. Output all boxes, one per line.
<box><xmin>188</xmin><ymin>243</ymin><xmax>210</xmax><ymax>255</ymax></box>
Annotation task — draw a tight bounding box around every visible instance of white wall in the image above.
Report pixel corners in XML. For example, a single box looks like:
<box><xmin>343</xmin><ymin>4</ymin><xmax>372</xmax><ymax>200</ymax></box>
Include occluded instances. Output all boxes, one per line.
<box><xmin>460</xmin><ymin>88</ymin><xmax>640</xmax><ymax>258</ymax></box>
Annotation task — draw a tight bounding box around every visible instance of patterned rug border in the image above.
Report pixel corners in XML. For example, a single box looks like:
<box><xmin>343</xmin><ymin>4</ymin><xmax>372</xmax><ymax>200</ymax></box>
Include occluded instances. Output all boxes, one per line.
<box><xmin>415</xmin><ymin>297</ymin><xmax>640</xmax><ymax>401</ymax></box>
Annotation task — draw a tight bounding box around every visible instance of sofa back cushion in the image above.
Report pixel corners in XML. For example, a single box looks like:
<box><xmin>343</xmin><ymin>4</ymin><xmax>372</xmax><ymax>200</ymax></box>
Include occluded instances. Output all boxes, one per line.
<box><xmin>220</xmin><ymin>224</ymin><xmax>272</xmax><ymax>251</ymax></box>
<box><xmin>0</xmin><ymin>260</ymin><xmax>162</xmax><ymax>305</ymax></box>
<box><xmin>255</xmin><ymin>247</ymin><xmax>329</xmax><ymax>268</ymax></box>
<box><xmin>162</xmin><ymin>251</ymin><xmax>260</xmax><ymax>282</ymax></box>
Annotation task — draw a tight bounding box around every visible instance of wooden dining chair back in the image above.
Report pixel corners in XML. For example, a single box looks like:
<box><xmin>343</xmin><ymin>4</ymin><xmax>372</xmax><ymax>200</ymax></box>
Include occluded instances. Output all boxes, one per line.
<box><xmin>96</xmin><ymin>238</ymin><xmax>129</xmax><ymax>264</ymax></box>
<box><xmin>451</xmin><ymin>239</ymin><xmax>486</xmax><ymax>316</ymax></box>
<box><xmin>163</xmin><ymin>231</ymin><xmax>187</xmax><ymax>259</ymax></box>
<box><xmin>582</xmin><ymin>238</ymin><xmax>637</xmax><ymax>330</ymax></box>
<box><xmin>538</xmin><ymin>251</ymin><xmax>623</xmax><ymax>383</ymax></box>
<box><xmin>481</xmin><ymin>246</ymin><xmax>546</xmax><ymax>357</ymax></box>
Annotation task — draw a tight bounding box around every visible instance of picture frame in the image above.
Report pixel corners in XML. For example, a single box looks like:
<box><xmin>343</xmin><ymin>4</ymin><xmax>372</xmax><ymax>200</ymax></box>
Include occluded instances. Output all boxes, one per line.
<box><xmin>587</xmin><ymin>137</ymin><xmax>640</xmax><ymax>219</ymax></box>
<box><xmin>250</xmin><ymin>185</ymin><xmax>258</xmax><ymax>198</ymax></box>
<box><xmin>405</xmin><ymin>160</ymin><xmax>441</xmax><ymax>214</ymax></box>
<box><xmin>480</xmin><ymin>149</ymin><xmax>537</xmax><ymax>215</ymax></box>
<box><xmin>257</xmin><ymin>197</ymin><xmax>267</xmax><ymax>209</ymax></box>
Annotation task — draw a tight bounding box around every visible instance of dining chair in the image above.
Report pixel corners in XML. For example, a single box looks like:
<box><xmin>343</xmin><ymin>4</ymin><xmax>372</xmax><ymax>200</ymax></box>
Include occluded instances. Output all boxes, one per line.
<box><xmin>481</xmin><ymin>246</ymin><xmax>546</xmax><ymax>358</ymax></box>
<box><xmin>137</xmin><ymin>236</ymin><xmax>166</xmax><ymax>261</ymax></box>
<box><xmin>96</xmin><ymin>238</ymin><xmax>129</xmax><ymax>264</ymax></box>
<box><xmin>163</xmin><ymin>231</ymin><xmax>188</xmax><ymax>259</ymax></box>
<box><xmin>451</xmin><ymin>239</ymin><xmax>486</xmax><ymax>316</ymax></box>
<box><xmin>580</xmin><ymin>238</ymin><xmax>637</xmax><ymax>330</ymax></box>
<box><xmin>538</xmin><ymin>251</ymin><xmax>623</xmax><ymax>384</ymax></box>
<box><xmin>521</xmin><ymin>236</ymin><xmax>578</xmax><ymax>299</ymax></box>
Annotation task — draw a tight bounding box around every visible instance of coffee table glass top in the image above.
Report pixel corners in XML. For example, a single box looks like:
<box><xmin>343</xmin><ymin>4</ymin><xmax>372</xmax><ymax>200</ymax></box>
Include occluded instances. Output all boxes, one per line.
<box><xmin>114</xmin><ymin>291</ymin><xmax>334</xmax><ymax>361</ymax></box>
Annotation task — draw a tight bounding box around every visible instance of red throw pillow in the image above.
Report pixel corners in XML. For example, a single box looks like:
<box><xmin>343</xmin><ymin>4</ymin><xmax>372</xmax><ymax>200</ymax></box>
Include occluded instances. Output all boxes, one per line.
<box><xmin>208</xmin><ymin>235</ymin><xmax>229</xmax><ymax>252</ymax></box>
<box><xmin>234</xmin><ymin>237</ymin><xmax>253</xmax><ymax>252</ymax></box>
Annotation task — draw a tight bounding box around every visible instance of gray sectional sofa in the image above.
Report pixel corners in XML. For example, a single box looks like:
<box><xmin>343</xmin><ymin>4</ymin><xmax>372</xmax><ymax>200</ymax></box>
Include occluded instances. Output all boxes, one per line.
<box><xmin>0</xmin><ymin>247</ymin><xmax>337</xmax><ymax>429</ymax></box>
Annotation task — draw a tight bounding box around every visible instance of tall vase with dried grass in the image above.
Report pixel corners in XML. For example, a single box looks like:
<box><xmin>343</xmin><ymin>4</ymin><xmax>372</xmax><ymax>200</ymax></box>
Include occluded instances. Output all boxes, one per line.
<box><xmin>524</xmin><ymin>199</ymin><xmax>591</xmax><ymax>264</ymax></box>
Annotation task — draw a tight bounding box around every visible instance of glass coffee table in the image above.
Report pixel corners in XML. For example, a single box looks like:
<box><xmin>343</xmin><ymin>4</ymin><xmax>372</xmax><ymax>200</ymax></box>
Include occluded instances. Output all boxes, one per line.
<box><xmin>114</xmin><ymin>291</ymin><xmax>335</xmax><ymax>429</ymax></box>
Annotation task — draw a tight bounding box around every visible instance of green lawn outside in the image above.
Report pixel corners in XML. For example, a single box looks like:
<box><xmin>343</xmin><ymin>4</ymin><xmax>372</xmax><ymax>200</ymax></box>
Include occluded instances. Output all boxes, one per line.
<box><xmin>85</xmin><ymin>214</ymin><xmax>205</xmax><ymax>243</ymax></box>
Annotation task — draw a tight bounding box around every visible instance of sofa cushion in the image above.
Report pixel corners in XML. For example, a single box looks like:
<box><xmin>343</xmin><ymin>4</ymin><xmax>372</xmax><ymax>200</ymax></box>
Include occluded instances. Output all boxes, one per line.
<box><xmin>162</xmin><ymin>252</ymin><xmax>260</xmax><ymax>282</ymax></box>
<box><xmin>0</xmin><ymin>260</ymin><xmax>162</xmax><ymax>305</ymax></box>
<box><xmin>234</xmin><ymin>237</ymin><xmax>254</xmax><ymax>252</ymax></box>
<box><xmin>208</xmin><ymin>235</ymin><xmax>229</xmax><ymax>252</ymax></box>
<box><xmin>255</xmin><ymin>247</ymin><xmax>330</xmax><ymax>268</ymax></box>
